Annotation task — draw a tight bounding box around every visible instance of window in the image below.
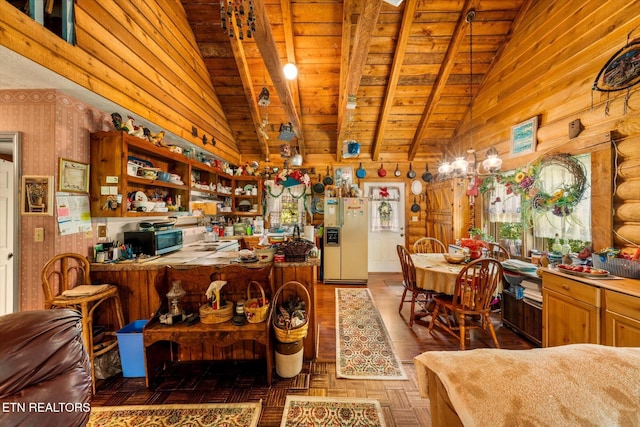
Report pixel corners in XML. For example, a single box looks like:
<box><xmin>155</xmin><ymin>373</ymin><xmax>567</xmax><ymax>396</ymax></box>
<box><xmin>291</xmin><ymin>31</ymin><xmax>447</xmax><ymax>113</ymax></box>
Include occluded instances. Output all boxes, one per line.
<box><xmin>10</xmin><ymin>0</ymin><xmax>75</xmax><ymax>44</ymax></box>
<box><xmin>265</xmin><ymin>183</ymin><xmax>307</xmax><ymax>229</ymax></box>
<box><xmin>485</xmin><ymin>153</ymin><xmax>592</xmax><ymax>258</ymax></box>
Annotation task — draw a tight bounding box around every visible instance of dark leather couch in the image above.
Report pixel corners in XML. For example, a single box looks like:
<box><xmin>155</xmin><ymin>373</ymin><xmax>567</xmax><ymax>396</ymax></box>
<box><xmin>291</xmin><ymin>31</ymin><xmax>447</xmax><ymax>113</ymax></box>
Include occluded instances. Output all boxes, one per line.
<box><xmin>0</xmin><ymin>309</ymin><xmax>92</xmax><ymax>427</ymax></box>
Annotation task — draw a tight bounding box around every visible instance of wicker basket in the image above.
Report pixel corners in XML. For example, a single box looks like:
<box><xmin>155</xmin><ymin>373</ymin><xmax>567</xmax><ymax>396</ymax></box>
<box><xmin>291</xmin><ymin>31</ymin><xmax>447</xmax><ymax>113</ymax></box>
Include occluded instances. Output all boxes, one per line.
<box><xmin>281</xmin><ymin>225</ymin><xmax>314</xmax><ymax>262</ymax></box>
<box><xmin>244</xmin><ymin>281</ymin><xmax>270</xmax><ymax>323</ymax></box>
<box><xmin>199</xmin><ymin>302</ymin><xmax>233</xmax><ymax>324</ymax></box>
<box><xmin>271</xmin><ymin>281</ymin><xmax>311</xmax><ymax>343</ymax></box>
<box><xmin>592</xmin><ymin>256</ymin><xmax>640</xmax><ymax>278</ymax></box>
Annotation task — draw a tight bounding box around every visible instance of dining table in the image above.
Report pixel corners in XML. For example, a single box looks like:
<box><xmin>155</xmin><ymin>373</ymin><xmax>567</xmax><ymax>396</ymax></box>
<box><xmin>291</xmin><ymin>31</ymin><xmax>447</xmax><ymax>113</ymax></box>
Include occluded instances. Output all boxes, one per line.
<box><xmin>411</xmin><ymin>253</ymin><xmax>467</xmax><ymax>295</ymax></box>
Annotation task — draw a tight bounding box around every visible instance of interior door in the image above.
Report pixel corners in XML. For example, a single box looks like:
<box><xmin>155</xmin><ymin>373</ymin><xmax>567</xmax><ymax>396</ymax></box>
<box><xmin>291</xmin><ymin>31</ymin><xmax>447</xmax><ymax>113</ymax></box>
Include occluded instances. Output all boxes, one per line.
<box><xmin>0</xmin><ymin>158</ymin><xmax>14</xmax><ymax>314</ymax></box>
<box><xmin>364</xmin><ymin>182</ymin><xmax>405</xmax><ymax>272</ymax></box>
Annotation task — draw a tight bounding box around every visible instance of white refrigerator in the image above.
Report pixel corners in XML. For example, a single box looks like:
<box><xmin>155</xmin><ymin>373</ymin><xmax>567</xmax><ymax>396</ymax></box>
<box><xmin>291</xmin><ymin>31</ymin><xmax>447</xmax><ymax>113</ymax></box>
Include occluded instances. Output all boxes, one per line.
<box><xmin>323</xmin><ymin>197</ymin><xmax>369</xmax><ymax>284</ymax></box>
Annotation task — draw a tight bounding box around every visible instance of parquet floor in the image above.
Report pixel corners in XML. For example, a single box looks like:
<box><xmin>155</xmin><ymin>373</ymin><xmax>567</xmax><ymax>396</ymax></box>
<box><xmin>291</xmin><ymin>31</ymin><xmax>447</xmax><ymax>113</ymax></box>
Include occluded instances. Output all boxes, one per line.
<box><xmin>92</xmin><ymin>273</ymin><xmax>534</xmax><ymax>426</ymax></box>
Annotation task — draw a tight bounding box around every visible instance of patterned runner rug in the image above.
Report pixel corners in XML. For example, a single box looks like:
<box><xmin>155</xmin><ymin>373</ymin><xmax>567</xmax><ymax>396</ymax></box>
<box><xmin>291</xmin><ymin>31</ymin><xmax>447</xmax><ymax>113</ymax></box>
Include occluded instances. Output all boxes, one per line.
<box><xmin>335</xmin><ymin>288</ymin><xmax>407</xmax><ymax>379</ymax></box>
<box><xmin>87</xmin><ymin>402</ymin><xmax>261</xmax><ymax>426</ymax></box>
<box><xmin>280</xmin><ymin>396</ymin><xmax>386</xmax><ymax>427</ymax></box>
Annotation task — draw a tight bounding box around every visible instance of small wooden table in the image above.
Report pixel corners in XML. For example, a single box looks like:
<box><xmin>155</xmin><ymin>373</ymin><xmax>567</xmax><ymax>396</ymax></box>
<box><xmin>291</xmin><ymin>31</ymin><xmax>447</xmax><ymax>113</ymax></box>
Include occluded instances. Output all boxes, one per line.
<box><xmin>143</xmin><ymin>317</ymin><xmax>272</xmax><ymax>387</ymax></box>
<box><xmin>142</xmin><ymin>265</ymin><xmax>274</xmax><ymax>388</ymax></box>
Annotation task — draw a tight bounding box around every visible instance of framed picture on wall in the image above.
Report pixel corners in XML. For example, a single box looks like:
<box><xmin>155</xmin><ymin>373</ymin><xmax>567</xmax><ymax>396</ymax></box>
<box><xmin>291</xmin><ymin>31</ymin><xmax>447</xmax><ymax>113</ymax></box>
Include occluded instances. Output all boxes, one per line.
<box><xmin>510</xmin><ymin>116</ymin><xmax>538</xmax><ymax>157</ymax></box>
<box><xmin>22</xmin><ymin>175</ymin><xmax>54</xmax><ymax>216</ymax></box>
<box><xmin>58</xmin><ymin>158</ymin><xmax>90</xmax><ymax>193</ymax></box>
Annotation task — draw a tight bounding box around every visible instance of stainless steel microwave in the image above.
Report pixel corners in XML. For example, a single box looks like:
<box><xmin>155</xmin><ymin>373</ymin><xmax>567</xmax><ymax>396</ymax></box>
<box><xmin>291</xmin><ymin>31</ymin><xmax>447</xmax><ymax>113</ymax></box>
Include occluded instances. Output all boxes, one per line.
<box><xmin>124</xmin><ymin>229</ymin><xmax>183</xmax><ymax>256</ymax></box>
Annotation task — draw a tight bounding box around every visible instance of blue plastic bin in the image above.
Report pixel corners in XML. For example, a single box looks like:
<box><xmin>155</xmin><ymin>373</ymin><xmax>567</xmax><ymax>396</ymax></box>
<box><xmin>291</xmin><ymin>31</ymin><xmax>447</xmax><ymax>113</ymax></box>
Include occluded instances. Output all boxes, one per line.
<box><xmin>116</xmin><ymin>319</ymin><xmax>149</xmax><ymax>377</ymax></box>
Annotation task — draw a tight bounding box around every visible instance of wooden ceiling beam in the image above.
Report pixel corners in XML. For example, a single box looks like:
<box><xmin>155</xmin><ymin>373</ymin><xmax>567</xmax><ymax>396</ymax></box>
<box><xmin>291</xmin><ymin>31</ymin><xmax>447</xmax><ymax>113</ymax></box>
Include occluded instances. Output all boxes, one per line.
<box><xmin>280</xmin><ymin>0</ymin><xmax>305</xmax><ymax>158</ymax></box>
<box><xmin>407</xmin><ymin>0</ymin><xmax>478</xmax><ymax>161</ymax></box>
<box><xmin>371</xmin><ymin>0</ymin><xmax>417</xmax><ymax>161</ymax></box>
<box><xmin>336</xmin><ymin>0</ymin><xmax>383</xmax><ymax>162</ymax></box>
<box><xmin>252</xmin><ymin>0</ymin><xmax>304</xmax><ymax>154</ymax></box>
<box><xmin>228</xmin><ymin>24</ymin><xmax>270</xmax><ymax>161</ymax></box>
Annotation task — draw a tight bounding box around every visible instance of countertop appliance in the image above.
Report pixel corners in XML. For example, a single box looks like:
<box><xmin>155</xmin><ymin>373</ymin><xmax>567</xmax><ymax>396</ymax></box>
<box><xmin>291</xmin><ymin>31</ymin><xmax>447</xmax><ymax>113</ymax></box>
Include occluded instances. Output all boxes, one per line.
<box><xmin>323</xmin><ymin>197</ymin><xmax>369</xmax><ymax>284</ymax></box>
<box><xmin>124</xmin><ymin>228</ymin><xmax>183</xmax><ymax>256</ymax></box>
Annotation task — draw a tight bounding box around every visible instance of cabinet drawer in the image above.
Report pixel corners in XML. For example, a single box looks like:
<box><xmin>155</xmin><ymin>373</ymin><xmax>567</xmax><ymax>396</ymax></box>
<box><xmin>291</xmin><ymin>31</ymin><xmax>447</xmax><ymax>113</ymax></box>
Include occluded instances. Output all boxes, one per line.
<box><xmin>543</xmin><ymin>273</ymin><xmax>600</xmax><ymax>307</ymax></box>
<box><xmin>605</xmin><ymin>290</ymin><xmax>640</xmax><ymax>319</ymax></box>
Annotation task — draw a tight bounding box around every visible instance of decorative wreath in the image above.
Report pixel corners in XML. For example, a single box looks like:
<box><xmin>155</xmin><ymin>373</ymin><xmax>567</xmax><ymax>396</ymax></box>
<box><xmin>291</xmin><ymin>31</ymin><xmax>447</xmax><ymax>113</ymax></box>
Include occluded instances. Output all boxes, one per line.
<box><xmin>480</xmin><ymin>153</ymin><xmax>587</xmax><ymax>218</ymax></box>
<box><xmin>378</xmin><ymin>201</ymin><xmax>392</xmax><ymax>223</ymax></box>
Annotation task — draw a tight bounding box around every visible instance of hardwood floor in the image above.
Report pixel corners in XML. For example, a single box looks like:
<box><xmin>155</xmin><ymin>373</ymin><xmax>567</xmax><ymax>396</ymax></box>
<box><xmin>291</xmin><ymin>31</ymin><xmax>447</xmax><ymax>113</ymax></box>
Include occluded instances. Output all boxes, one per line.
<box><xmin>92</xmin><ymin>273</ymin><xmax>534</xmax><ymax>426</ymax></box>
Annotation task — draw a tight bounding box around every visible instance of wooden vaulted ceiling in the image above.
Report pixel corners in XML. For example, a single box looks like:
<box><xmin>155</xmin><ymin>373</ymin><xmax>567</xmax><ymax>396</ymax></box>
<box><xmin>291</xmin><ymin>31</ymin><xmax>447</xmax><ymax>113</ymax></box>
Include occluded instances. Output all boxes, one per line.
<box><xmin>180</xmin><ymin>0</ymin><xmax>529</xmax><ymax>164</ymax></box>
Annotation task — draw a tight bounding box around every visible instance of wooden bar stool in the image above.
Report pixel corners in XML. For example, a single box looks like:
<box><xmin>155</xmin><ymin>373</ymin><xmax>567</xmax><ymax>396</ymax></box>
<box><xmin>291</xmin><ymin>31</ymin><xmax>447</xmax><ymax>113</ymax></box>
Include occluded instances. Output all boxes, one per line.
<box><xmin>41</xmin><ymin>253</ymin><xmax>125</xmax><ymax>393</ymax></box>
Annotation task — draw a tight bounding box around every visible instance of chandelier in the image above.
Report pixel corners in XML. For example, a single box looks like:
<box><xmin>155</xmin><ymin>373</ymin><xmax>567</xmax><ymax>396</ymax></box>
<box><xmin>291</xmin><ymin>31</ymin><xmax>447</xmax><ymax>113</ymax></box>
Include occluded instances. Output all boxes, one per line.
<box><xmin>437</xmin><ymin>9</ymin><xmax>502</xmax><ymax>178</ymax></box>
<box><xmin>220</xmin><ymin>0</ymin><xmax>256</xmax><ymax>40</ymax></box>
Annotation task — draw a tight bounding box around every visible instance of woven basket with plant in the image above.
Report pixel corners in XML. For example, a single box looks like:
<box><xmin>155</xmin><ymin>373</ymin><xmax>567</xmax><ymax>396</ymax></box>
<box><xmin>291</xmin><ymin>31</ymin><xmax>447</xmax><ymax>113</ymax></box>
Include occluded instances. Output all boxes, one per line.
<box><xmin>244</xmin><ymin>280</ymin><xmax>270</xmax><ymax>323</ymax></box>
<box><xmin>271</xmin><ymin>281</ymin><xmax>310</xmax><ymax>343</ymax></box>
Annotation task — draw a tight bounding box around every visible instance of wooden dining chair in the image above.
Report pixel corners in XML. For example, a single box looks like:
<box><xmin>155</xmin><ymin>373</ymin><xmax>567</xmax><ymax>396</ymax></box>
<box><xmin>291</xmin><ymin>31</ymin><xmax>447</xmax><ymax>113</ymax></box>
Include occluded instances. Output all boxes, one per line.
<box><xmin>428</xmin><ymin>258</ymin><xmax>503</xmax><ymax>350</ymax></box>
<box><xmin>397</xmin><ymin>245</ymin><xmax>435</xmax><ymax>327</ymax></box>
<box><xmin>413</xmin><ymin>237</ymin><xmax>446</xmax><ymax>254</ymax></box>
<box><xmin>41</xmin><ymin>253</ymin><xmax>125</xmax><ymax>393</ymax></box>
<box><xmin>486</xmin><ymin>242</ymin><xmax>511</xmax><ymax>261</ymax></box>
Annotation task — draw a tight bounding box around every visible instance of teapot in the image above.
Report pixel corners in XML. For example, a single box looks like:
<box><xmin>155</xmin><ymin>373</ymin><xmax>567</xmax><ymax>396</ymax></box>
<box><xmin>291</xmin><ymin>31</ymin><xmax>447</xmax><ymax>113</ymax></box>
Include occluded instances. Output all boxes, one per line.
<box><xmin>204</xmin><ymin>230</ymin><xmax>218</xmax><ymax>243</ymax></box>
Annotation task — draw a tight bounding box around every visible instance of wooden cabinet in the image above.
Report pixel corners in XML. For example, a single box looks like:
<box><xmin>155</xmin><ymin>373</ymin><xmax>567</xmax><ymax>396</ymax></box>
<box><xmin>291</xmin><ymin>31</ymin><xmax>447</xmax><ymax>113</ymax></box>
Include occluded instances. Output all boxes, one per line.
<box><xmin>603</xmin><ymin>289</ymin><xmax>640</xmax><ymax>347</ymax></box>
<box><xmin>425</xmin><ymin>178</ymin><xmax>470</xmax><ymax>247</ymax></box>
<box><xmin>542</xmin><ymin>272</ymin><xmax>601</xmax><ymax>347</ymax></box>
<box><xmin>231</xmin><ymin>175</ymin><xmax>263</xmax><ymax>216</ymax></box>
<box><xmin>502</xmin><ymin>287</ymin><xmax>542</xmax><ymax>346</ymax></box>
<box><xmin>90</xmin><ymin>131</ymin><xmax>190</xmax><ymax>217</ymax></box>
<box><xmin>89</xmin><ymin>131</ymin><xmax>260</xmax><ymax>217</ymax></box>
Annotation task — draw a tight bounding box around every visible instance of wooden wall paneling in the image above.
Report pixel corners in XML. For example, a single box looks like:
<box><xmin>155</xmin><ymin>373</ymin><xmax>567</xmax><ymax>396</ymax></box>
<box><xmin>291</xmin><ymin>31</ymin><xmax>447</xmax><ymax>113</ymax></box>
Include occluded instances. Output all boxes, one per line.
<box><xmin>0</xmin><ymin>1</ymin><xmax>240</xmax><ymax>163</ymax></box>
<box><xmin>73</xmin><ymin>2</ymin><xmax>235</xmax><ymax>151</ymax></box>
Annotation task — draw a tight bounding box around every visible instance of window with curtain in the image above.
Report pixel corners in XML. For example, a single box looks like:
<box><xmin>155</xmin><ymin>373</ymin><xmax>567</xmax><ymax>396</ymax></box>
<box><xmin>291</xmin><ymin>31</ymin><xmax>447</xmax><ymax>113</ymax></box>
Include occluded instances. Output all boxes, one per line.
<box><xmin>486</xmin><ymin>153</ymin><xmax>591</xmax><ymax>257</ymax></box>
<box><xmin>264</xmin><ymin>182</ymin><xmax>307</xmax><ymax>229</ymax></box>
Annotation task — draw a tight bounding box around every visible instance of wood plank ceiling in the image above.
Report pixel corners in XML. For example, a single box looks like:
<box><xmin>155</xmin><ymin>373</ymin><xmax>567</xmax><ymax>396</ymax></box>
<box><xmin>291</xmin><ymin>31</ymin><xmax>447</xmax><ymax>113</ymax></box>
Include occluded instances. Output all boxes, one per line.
<box><xmin>181</xmin><ymin>0</ymin><xmax>528</xmax><ymax>165</ymax></box>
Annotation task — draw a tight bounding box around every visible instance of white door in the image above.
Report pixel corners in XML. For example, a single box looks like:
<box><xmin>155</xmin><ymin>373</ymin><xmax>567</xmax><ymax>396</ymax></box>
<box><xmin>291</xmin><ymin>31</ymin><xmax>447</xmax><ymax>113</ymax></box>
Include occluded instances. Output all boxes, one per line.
<box><xmin>0</xmin><ymin>159</ymin><xmax>14</xmax><ymax>314</ymax></box>
<box><xmin>364</xmin><ymin>182</ymin><xmax>405</xmax><ymax>272</ymax></box>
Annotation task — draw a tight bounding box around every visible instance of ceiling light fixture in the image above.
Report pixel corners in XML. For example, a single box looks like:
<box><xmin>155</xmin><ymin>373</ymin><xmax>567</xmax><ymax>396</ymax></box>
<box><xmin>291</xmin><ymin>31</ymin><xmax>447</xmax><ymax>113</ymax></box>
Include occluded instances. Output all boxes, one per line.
<box><xmin>437</xmin><ymin>9</ymin><xmax>502</xmax><ymax>180</ymax></box>
<box><xmin>383</xmin><ymin>0</ymin><xmax>404</xmax><ymax>6</ymax></box>
<box><xmin>290</xmin><ymin>147</ymin><xmax>303</xmax><ymax>166</ymax></box>
<box><xmin>283</xmin><ymin>63</ymin><xmax>298</xmax><ymax>80</ymax></box>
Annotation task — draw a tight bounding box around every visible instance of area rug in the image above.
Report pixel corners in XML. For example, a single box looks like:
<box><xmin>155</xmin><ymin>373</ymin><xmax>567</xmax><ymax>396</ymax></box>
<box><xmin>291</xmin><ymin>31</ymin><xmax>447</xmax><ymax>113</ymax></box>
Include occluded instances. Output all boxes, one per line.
<box><xmin>87</xmin><ymin>402</ymin><xmax>262</xmax><ymax>427</ymax></box>
<box><xmin>280</xmin><ymin>396</ymin><xmax>386</xmax><ymax>427</ymax></box>
<box><xmin>335</xmin><ymin>288</ymin><xmax>407</xmax><ymax>380</ymax></box>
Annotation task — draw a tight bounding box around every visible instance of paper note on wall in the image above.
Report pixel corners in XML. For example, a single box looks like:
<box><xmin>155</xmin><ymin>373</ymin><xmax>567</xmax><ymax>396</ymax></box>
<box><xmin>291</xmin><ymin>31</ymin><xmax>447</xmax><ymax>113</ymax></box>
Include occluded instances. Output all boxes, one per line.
<box><xmin>56</xmin><ymin>193</ymin><xmax>92</xmax><ymax>236</ymax></box>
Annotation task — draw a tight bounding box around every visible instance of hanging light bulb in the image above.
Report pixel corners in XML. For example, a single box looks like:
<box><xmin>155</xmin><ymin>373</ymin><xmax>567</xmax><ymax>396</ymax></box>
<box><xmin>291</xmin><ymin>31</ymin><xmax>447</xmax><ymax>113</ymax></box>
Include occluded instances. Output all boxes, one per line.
<box><xmin>283</xmin><ymin>63</ymin><xmax>298</xmax><ymax>80</ymax></box>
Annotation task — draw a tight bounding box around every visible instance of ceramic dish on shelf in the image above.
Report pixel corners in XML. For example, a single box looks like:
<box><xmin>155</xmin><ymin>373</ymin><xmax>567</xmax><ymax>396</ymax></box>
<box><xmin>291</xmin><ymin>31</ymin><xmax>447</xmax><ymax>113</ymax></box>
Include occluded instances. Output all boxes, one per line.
<box><xmin>134</xmin><ymin>191</ymin><xmax>148</xmax><ymax>202</ymax></box>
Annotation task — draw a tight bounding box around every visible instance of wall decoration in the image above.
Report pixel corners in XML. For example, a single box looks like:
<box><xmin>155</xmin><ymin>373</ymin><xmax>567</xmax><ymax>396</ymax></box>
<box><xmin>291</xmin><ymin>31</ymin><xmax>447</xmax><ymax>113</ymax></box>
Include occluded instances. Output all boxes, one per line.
<box><xmin>510</xmin><ymin>116</ymin><xmax>538</xmax><ymax>157</ymax></box>
<box><xmin>592</xmin><ymin>32</ymin><xmax>640</xmax><ymax>114</ymax></box>
<box><xmin>334</xmin><ymin>166</ymin><xmax>354</xmax><ymax>188</ymax></box>
<box><xmin>59</xmin><ymin>158</ymin><xmax>89</xmax><ymax>193</ymax></box>
<box><xmin>22</xmin><ymin>175</ymin><xmax>54</xmax><ymax>216</ymax></box>
<box><xmin>593</xmin><ymin>36</ymin><xmax>640</xmax><ymax>92</ymax></box>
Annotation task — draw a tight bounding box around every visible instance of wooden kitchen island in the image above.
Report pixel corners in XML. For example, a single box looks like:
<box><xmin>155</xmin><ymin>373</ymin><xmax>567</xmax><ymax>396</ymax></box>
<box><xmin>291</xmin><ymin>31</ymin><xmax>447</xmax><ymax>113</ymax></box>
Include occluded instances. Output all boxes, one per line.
<box><xmin>90</xmin><ymin>256</ymin><xmax>320</xmax><ymax>382</ymax></box>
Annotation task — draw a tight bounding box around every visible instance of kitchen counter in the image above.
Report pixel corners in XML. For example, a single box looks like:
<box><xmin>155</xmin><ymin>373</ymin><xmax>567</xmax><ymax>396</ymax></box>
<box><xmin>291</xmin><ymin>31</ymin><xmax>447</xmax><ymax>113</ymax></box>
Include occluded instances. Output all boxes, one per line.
<box><xmin>544</xmin><ymin>266</ymin><xmax>640</xmax><ymax>298</ymax></box>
